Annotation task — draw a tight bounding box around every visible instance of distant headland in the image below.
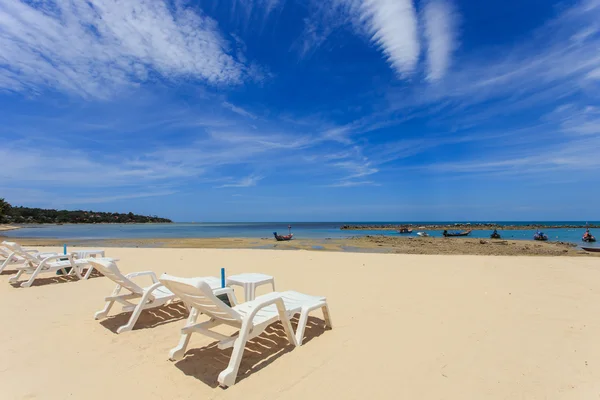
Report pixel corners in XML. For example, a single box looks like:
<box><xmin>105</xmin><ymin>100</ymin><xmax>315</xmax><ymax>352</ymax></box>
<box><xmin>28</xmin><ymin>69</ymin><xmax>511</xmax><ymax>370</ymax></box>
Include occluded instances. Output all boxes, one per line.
<box><xmin>0</xmin><ymin>198</ymin><xmax>172</xmax><ymax>224</ymax></box>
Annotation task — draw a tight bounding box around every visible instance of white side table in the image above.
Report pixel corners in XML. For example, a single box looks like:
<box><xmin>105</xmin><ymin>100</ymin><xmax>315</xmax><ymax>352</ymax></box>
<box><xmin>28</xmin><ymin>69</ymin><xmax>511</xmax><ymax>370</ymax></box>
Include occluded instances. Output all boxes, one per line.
<box><xmin>226</xmin><ymin>273</ymin><xmax>276</xmax><ymax>302</ymax></box>
<box><xmin>71</xmin><ymin>250</ymin><xmax>107</xmax><ymax>279</ymax></box>
<box><xmin>72</xmin><ymin>249</ymin><xmax>105</xmax><ymax>259</ymax></box>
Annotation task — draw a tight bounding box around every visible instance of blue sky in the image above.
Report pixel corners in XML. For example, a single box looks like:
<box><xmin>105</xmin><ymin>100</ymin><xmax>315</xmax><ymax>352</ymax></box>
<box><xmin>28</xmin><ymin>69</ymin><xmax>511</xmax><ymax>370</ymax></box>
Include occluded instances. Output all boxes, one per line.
<box><xmin>1</xmin><ymin>0</ymin><xmax>600</xmax><ymax>222</ymax></box>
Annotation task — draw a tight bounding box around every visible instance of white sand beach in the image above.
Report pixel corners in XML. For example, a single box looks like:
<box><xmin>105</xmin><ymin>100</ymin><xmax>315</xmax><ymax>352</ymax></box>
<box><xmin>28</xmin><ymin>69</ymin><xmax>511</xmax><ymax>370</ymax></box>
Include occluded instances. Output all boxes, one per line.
<box><xmin>1</xmin><ymin>247</ymin><xmax>600</xmax><ymax>399</ymax></box>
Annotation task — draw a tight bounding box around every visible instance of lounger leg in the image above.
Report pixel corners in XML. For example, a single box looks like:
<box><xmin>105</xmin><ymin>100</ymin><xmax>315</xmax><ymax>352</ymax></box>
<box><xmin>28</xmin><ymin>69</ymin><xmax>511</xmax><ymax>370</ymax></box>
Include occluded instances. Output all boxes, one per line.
<box><xmin>322</xmin><ymin>303</ymin><xmax>333</xmax><ymax>329</ymax></box>
<box><xmin>20</xmin><ymin>263</ymin><xmax>46</xmax><ymax>288</ymax></box>
<box><xmin>82</xmin><ymin>265</ymin><xmax>94</xmax><ymax>280</ymax></box>
<box><xmin>277</xmin><ymin>302</ymin><xmax>298</xmax><ymax>347</ymax></box>
<box><xmin>218</xmin><ymin>319</ymin><xmax>252</xmax><ymax>387</ymax></box>
<box><xmin>95</xmin><ymin>285</ymin><xmax>122</xmax><ymax>320</ymax></box>
<box><xmin>116</xmin><ymin>288</ymin><xmax>155</xmax><ymax>334</ymax></box>
<box><xmin>68</xmin><ymin>263</ymin><xmax>83</xmax><ymax>279</ymax></box>
<box><xmin>94</xmin><ymin>300</ymin><xmax>116</xmax><ymax>320</ymax></box>
<box><xmin>169</xmin><ymin>308</ymin><xmax>200</xmax><ymax>360</ymax></box>
<box><xmin>0</xmin><ymin>252</ymin><xmax>17</xmax><ymax>273</ymax></box>
<box><xmin>295</xmin><ymin>309</ymin><xmax>309</xmax><ymax>346</ymax></box>
<box><xmin>8</xmin><ymin>269</ymin><xmax>25</xmax><ymax>283</ymax></box>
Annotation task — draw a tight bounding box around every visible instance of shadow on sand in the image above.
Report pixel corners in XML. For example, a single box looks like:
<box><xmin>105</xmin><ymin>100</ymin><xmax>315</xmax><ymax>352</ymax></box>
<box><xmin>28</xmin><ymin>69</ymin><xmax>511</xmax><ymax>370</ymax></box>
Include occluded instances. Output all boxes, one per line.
<box><xmin>8</xmin><ymin>269</ymin><xmax>103</xmax><ymax>288</ymax></box>
<box><xmin>99</xmin><ymin>302</ymin><xmax>189</xmax><ymax>333</ymax></box>
<box><xmin>1</xmin><ymin>269</ymin><xmax>17</xmax><ymax>276</ymax></box>
<box><xmin>173</xmin><ymin>316</ymin><xmax>329</xmax><ymax>388</ymax></box>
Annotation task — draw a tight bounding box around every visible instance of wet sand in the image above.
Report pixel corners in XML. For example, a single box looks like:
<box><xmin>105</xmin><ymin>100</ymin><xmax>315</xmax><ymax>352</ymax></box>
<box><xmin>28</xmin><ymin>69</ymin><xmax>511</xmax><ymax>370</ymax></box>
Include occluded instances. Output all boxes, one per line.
<box><xmin>2</xmin><ymin>235</ymin><xmax>595</xmax><ymax>256</ymax></box>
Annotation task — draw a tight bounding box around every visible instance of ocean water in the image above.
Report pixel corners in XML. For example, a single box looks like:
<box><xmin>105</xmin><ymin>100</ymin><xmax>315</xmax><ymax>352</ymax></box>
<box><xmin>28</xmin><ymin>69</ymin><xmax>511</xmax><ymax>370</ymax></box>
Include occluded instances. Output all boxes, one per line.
<box><xmin>3</xmin><ymin>222</ymin><xmax>600</xmax><ymax>247</ymax></box>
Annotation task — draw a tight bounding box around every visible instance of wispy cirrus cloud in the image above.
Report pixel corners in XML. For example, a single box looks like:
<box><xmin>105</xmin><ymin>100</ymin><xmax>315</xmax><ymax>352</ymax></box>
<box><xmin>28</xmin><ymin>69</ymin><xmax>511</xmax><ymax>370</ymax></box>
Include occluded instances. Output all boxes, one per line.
<box><xmin>420</xmin><ymin>136</ymin><xmax>600</xmax><ymax>177</ymax></box>
<box><xmin>298</xmin><ymin>0</ymin><xmax>458</xmax><ymax>79</ymax></box>
<box><xmin>217</xmin><ymin>174</ymin><xmax>264</xmax><ymax>188</ymax></box>
<box><xmin>57</xmin><ymin>190</ymin><xmax>178</xmax><ymax>205</ymax></box>
<box><xmin>0</xmin><ymin>0</ymin><xmax>252</xmax><ymax>98</ymax></box>
<box><xmin>326</xmin><ymin>180</ymin><xmax>378</xmax><ymax>187</ymax></box>
<box><xmin>545</xmin><ymin>104</ymin><xmax>600</xmax><ymax>136</ymax></box>
<box><xmin>422</xmin><ymin>0</ymin><xmax>458</xmax><ymax>81</ymax></box>
<box><xmin>361</xmin><ymin>0</ymin><xmax>420</xmax><ymax>77</ymax></box>
<box><xmin>332</xmin><ymin>160</ymin><xmax>378</xmax><ymax>179</ymax></box>
<box><xmin>222</xmin><ymin>101</ymin><xmax>258</xmax><ymax>120</ymax></box>
<box><xmin>403</xmin><ymin>0</ymin><xmax>600</xmax><ymax>109</ymax></box>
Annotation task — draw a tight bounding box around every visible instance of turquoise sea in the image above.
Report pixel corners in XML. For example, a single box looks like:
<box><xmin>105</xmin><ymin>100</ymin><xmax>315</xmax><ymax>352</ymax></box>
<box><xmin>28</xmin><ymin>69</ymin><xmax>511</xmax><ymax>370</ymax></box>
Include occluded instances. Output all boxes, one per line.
<box><xmin>3</xmin><ymin>221</ymin><xmax>600</xmax><ymax>248</ymax></box>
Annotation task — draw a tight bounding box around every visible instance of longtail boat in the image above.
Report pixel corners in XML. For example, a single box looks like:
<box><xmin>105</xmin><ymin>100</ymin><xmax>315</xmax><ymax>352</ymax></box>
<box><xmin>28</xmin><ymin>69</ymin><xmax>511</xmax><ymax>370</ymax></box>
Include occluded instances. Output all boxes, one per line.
<box><xmin>582</xmin><ymin>229</ymin><xmax>596</xmax><ymax>242</ymax></box>
<box><xmin>273</xmin><ymin>232</ymin><xmax>293</xmax><ymax>241</ymax></box>
<box><xmin>443</xmin><ymin>229</ymin><xmax>472</xmax><ymax>237</ymax></box>
<box><xmin>581</xmin><ymin>246</ymin><xmax>600</xmax><ymax>252</ymax></box>
<box><xmin>533</xmin><ymin>231</ymin><xmax>548</xmax><ymax>241</ymax></box>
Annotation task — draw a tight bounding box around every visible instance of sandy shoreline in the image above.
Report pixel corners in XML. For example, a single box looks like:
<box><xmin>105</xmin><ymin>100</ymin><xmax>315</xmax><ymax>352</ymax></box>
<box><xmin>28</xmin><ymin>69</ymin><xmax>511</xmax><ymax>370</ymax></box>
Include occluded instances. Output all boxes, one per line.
<box><xmin>0</xmin><ymin>224</ymin><xmax>19</xmax><ymax>232</ymax></box>
<box><xmin>2</xmin><ymin>235</ymin><xmax>596</xmax><ymax>256</ymax></box>
<box><xmin>1</xmin><ymin>247</ymin><xmax>600</xmax><ymax>399</ymax></box>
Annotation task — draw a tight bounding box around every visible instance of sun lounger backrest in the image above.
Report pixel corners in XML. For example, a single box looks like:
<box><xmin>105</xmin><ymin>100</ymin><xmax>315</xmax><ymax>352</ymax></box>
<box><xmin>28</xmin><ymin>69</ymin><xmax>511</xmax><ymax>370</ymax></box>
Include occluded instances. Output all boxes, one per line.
<box><xmin>3</xmin><ymin>242</ymin><xmax>40</xmax><ymax>263</ymax></box>
<box><xmin>160</xmin><ymin>274</ymin><xmax>242</xmax><ymax>324</ymax></box>
<box><xmin>88</xmin><ymin>259</ymin><xmax>144</xmax><ymax>295</ymax></box>
<box><xmin>0</xmin><ymin>245</ymin><xmax>11</xmax><ymax>257</ymax></box>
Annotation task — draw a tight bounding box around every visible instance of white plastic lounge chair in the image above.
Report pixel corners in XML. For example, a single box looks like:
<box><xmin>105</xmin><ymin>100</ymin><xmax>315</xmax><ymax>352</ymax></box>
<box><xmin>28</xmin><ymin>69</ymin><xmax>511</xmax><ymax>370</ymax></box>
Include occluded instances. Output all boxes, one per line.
<box><xmin>159</xmin><ymin>273</ymin><xmax>332</xmax><ymax>387</ymax></box>
<box><xmin>88</xmin><ymin>259</ymin><xmax>226</xmax><ymax>334</ymax></box>
<box><xmin>0</xmin><ymin>241</ymin><xmax>57</xmax><ymax>273</ymax></box>
<box><xmin>4</xmin><ymin>242</ymin><xmax>93</xmax><ymax>288</ymax></box>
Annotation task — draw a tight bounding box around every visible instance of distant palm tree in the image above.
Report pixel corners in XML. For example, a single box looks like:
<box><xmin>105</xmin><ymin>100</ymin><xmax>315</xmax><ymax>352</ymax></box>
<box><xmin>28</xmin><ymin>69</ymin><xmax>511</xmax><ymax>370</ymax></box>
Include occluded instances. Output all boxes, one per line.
<box><xmin>0</xmin><ymin>198</ymin><xmax>11</xmax><ymax>222</ymax></box>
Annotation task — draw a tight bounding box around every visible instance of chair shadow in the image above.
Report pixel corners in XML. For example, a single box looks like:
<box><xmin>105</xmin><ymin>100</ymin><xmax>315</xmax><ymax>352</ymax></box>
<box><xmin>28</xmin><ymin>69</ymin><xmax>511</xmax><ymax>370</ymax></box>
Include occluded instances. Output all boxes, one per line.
<box><xmin>99</xmin><ymin>302</ymin><xmax>189</xmax><ymax>333</ymax></box>
<box><xmin>8</xmin><ymin>269</ymin><xmax>103</xmax><ymax>288</ymax></box>
<box><xmin>1</xmin><ymin>269</ymin><xmax>17</xmax><ymax>275</ymax></box>
<box><xmin>173</xmin><ymin>316</ymin><xmax>328</xmax><ymax>388</ymax></box>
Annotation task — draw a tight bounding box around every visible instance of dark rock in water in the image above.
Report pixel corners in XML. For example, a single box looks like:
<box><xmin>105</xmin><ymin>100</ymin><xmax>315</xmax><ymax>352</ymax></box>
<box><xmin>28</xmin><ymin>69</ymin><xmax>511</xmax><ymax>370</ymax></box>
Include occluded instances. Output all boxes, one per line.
<box><xmin>341</xmin><ymin>223</ymin><xmax>600</xmax><ymax>231</ymax></box>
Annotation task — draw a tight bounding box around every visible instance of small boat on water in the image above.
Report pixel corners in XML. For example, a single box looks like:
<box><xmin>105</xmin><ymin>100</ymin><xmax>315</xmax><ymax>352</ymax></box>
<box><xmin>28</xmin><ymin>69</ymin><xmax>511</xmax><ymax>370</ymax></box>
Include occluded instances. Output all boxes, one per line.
<box><xmin>582</xmin><ymin>229</ymin><xmax>596</xmax><ymax>242</ymax></box>
<box><xmin>417</xmin><ymin>232</ymin><xmax>429</xmax><ymax>237</ymax></box>
<box><xmin>398</xmin><ymin>228</ymin><xmax>413</xmax><ymax>234</ymax></box>
<box><xmin>533</xmin><ymin>231</ymin><xmax>548</xmax><ymax>241</ymax></box>
<box><xmin>273</xmin><ymin>232</ymin><xmax>293</xmax><ymax>241</ymax></box>
<box><xmin>582</xmin><ymin>246</ymin><xmax>600</xmax><ymax>252</ymax></box>
<box><xmin>443</xmin><ymin>229</ymin><xmax>472</xmax><ymax>237</ymax></box>
<box><xmin>490</xmin><ymin>229</ymin><xmax>501</xmax><ymax>239</ymax></box>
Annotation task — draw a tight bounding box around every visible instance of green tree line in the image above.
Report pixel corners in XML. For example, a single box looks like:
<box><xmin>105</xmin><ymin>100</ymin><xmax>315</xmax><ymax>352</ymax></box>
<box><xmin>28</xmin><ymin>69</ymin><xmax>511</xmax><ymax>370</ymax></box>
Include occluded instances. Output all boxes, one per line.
<box><xmin>0</xmin><ymin>198</ymin><xmax>172</xmax><ymax>224</ymax></box>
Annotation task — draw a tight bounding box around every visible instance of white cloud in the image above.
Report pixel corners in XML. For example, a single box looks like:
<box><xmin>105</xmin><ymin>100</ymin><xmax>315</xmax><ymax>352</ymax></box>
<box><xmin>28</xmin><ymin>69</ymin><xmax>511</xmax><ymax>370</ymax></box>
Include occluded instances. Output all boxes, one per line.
<box><xmin>422</xmin><ymin>0</ymin><xmax>458</xmax><ymax>81</ymax></box>
<box><xmin>56</xmin><ymin>191</ymin><xmax>178</xmax><ymax>205</ymax></box>
<box><xmin>0</xmin><ymin>145</ymin><xmax>203</xmax><ymax>187</ymax></box>
<box><xmin>320</xmin><ymin>126</ymin><xmax>354</xmax><ymax>144</ymax></box>
<box><xmin>415</xmin><ymin>135</ymin><xmax>600</xmax><ymax>178</ymax></box>
<box><xmin>587</xmin><ymin>68</ymin><xmax>600</xmax><ymax>80</ymax></box>
<box><xmin>361</xmin><ymin>0</ymin><xmax>420</xmax><ymax>76</ymax></box>
<box><xmin>298</xmin><ymin>0</ymin><xmax>421</xmax><ymax>77</ymax></box>
<box><xmin>546</xmin><ymin>104</ymin><xmax>600</xmax><ymax>135</ymax></box>
<box><xmin>217</xmin><ymin>174</ymin><xmax>264</xmax><ymax>188</ymax></box>
<box><xmin>332</xmin><ymin>160</ymin><xmax>378</xmax><ymax>179</ymax></box>
<box><xmin>327</xmin><ymin>180</ymin><xmax>378</xmax><ymax>187</ymax></box>
<box><xmin>381</xmin><ymin>0</ymin><xmax>600</xmax><ymax>119</ymax></box>
<box><xmin>222</xmin><ymin>101</ymin><xmax>258</xmax><ymax>120</ymax></box>
<box><xmin>0</xmin><ymin>0</ymin><xmax>249</xmax><ymax>98</ymax></box>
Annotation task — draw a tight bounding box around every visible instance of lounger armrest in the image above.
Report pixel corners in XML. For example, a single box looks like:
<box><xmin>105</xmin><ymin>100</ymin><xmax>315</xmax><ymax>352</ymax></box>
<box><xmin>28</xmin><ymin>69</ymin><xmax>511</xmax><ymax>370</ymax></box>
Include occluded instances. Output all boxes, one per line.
<box><xmin>126</xmin><ymin>271</ymin><xmax>159</xmax><ymax>283</ymax></box>
<box><xmin>245</xmin><ymin>292</ymin><xmax>286</xmax><ymax>321</ymax></box>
